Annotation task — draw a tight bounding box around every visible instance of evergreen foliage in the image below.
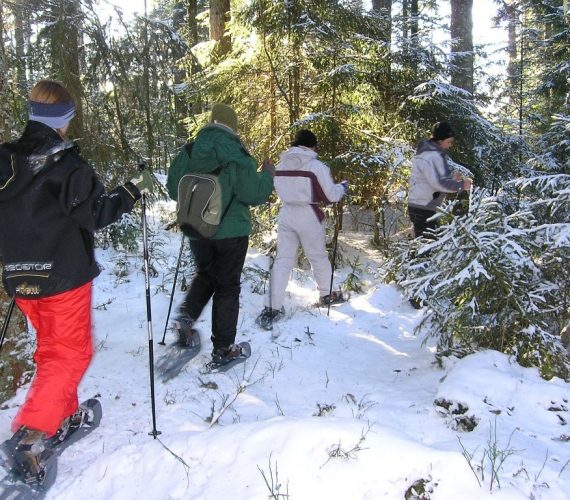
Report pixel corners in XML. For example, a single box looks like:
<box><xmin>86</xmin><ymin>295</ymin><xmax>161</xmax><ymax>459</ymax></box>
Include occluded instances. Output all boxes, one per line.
<box><xmin>0</xmin><ymin>0</ymin><xmax>568</xmax><ymax>397</ymax></box>
<box><xmin>388</xmin><ymin>175</ymin><xmax>570</xmax><ymax>380</ymax></box>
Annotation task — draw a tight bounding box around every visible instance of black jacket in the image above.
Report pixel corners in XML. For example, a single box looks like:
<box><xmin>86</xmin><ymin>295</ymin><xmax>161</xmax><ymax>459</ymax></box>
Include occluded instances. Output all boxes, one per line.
<box><xmin>0</xmin><ymin>121</ymin><xmax>141</xmax><ymax>298</ymax></box>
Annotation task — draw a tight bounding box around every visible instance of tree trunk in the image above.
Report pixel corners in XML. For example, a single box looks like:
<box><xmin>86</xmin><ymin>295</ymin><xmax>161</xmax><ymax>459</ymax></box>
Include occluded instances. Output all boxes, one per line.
<box><xmin>408</xmin><ymin>0</ymin><xmax>419</xmax><ymax>72</ymax></box>
<box><xmin>372</xmin><ymin>0</ymin><xmax>392</xmax><ymax>42</ymax></box>
<box><xmin>410</xmin><ymin>0</ymin><xmax>418</xmax><ymax>41</ymax></box>
<box><xmin>0</xmin><ymin>1</ymin><xmax>6</xmax><ymax>139</ymax></box>
<box><xmin>142</xmin><ymin>0</ymin><xmax>155</xmax><ymax>165</ymax></box>
<box><xmin>402</xmin><ymin>0</ymin><xmax>408</xmax><ymax>46</ymax></box>
<box><xmin>111</xmin><ymin>82</ymin><xmax>130</xmax><ymax>157</ymax></box>
<box><xmin>291</xmin><ymin>52</ymin><xmax>300</xmax><ymax>124</ymax></box>
<box><xmin>450</xmin><ymin>0</ymin><xmax>474</xmax><ymax>95</ymax></box>
<box><xmin>187</xmin><ymin>0</ymin><xmax>203</xmax><ymax>115</ymax></box>
<box><xmin>187</xmin><ymin>0</ymin><xmax>199</xmax><ymax>46</ymax></box>
<box><xmin>50</xmin><ymin>0</ymin><xmax>84</xmax><ymax>140</ymax></box>
<box><xmin>287</xmin><ymin>0</ymin><xmax>301</xmax><ymax>126</ymax></box>
<box><xmin>372</xmin><ymin>1</ymin><xmax>393</xmax><ymax>113</ymax></box>
<box><xmin>505</xmin><ymin>0</ymin><xmax>518</xmax><ymax>91</ymax></box>
<box><xmin>209</xmin><ymin>0</ymin><xmax>231</xmax><ymax>59</ymax></box>
<box><xmin>173</xmin><ymin>2</ymin><xmax>189</xmax><ymax>144</ymax></box>
<box><xmin>270</xmin><ymin>74</ymin><xmax>277</xmax><ymax>142</ymax></box>
<box><xmin>13</xmin><ymin>2</ymin><xmax>27</xmax><ymax>92</ymax></box>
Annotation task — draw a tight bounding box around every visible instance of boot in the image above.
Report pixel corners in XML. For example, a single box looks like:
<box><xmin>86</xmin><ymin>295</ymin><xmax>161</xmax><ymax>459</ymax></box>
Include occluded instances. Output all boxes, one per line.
<box><xmin>409</xmin><ymin>297</ymin><xmax>423</xmax><ymax>309</ymax></box>
<box><xmin>9</xmin><ymin>427</ymin><xmax>50</xmax><ymax>485</ymax></box>
<box><xmin>172</xmin><ymin>312</ymin><xmax>198</xmax><ymax>347</ymax></box>
<box><xmin>255</xmin><ymin>306</ymin><xmax>285</xmax><ymax>330</ymax></box>
<box><xmin>211</xmin><ymin>344</ymin><xmax>245</xmax><ymax>366</ymax></box>
<box><xmin>319</xmin><ymin>290</ymin><xmax>346</xmax><ymax>307</ymax></box>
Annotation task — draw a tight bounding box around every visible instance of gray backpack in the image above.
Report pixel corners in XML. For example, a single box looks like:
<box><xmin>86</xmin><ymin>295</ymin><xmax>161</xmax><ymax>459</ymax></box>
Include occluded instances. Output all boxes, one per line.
<box><xmin>177</xmin><ymin>171</ymin><xmax>225</xmax><ymax>238</ymax></box>
<box><xmin>176</xmin><ymin>143</ymin><xmax>232</xmax><ymax>238</ymax></box>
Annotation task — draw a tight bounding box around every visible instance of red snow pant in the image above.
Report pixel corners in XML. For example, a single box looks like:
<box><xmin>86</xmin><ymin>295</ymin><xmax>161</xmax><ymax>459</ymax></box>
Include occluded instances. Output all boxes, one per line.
<box><xmin>12</xmin><ymin>281</ymin><xmax>93</xmax><ymax>437</ymax></box>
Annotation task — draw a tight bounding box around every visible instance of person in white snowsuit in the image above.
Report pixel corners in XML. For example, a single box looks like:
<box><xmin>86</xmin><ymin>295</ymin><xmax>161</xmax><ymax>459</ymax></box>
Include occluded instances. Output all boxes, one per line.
<box><xmin>408</xmin><ymin>122</ymin><xmax>472</xmax><ymax>238</ymax></box>
<box><xmin>256</xmin><ymin>130</ymin><xmax>347</xmax><ymax>330</ymax></box>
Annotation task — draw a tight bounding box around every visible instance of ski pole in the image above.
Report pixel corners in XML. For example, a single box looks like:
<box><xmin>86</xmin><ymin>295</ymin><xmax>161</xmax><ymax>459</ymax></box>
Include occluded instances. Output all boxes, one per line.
<box><xmin>327</xmin><ymin>200</ymin><xmax>343</xmax><ymax>317</ymax></box>
<box><xmin>0</xmin><ymin>298</ymin><xmax>15</xmax><ymax>354</ymax></box>
<box><xmin>138</xmin><ymin>163</ymin><xmax>161</xmax><ymax>438</ymax></box>
<box><xmin>159</xmin><ymin>234</ymin><xmax>185</xmax><ymax>345</ymax></box>
<box><xmin>266</xmin><ymin>200</ymin><xmax>275</xmax><ymax>331</ymax></box>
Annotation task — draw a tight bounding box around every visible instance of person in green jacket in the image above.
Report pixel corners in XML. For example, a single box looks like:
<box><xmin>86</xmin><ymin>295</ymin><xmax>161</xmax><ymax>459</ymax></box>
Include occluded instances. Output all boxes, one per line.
<box><xmin>166</xmin><ymin>103</ymin><xmax>275</xmax><ymax>366</ymax></box>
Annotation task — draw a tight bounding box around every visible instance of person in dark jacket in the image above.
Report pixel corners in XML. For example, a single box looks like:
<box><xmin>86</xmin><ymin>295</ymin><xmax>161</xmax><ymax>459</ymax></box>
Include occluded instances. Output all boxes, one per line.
<box><xmin>0</xmin><ymin>80</ymin><xmax>153</xmax><ymax>485</ymax></box>
<box><xmin>408</xmin><ymin>122</ymin><xmax>472</xmax><ymax>238</ymax></box>
<box><xmin>166</xmin><ymin>103</ymin><xmax>274</xmax><ymax>366</ymax></box>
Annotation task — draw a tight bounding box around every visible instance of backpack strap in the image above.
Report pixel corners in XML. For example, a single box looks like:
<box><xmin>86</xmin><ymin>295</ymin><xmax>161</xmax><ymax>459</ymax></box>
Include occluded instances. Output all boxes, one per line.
<box><xmin>275</xmin><ymin>170</ymin><xmax>331</xmax><ymax>222</ymax></box>
<box><xmin>184</xmin><ymin>141</ymin><xmax>194</xmax><ymax>157</ymax></box>
<box><xmin>220</xmin><ymin>186</ymin><xmax>235</xmax><ymax>222</ymax></box>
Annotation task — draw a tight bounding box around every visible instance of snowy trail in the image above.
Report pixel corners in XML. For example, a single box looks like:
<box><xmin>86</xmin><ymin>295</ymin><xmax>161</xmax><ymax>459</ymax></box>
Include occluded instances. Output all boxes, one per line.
<box><xmin>1</xmin><ymin>209</ymin><xmax>568</xmax><ymax>499</ymax></box>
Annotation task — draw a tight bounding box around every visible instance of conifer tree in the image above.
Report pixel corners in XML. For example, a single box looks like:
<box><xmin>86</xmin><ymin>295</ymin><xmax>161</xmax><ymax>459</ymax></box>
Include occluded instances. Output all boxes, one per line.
<box><xmin>0</xmin><ymin>1</ymin><xmax>6</xmax><ymax>140</ymax></box>
<box><xmin>389</xmin><ymin>180</ymin><xmax>569</xmax><ymax>380</ymax></box>
<box><xmin>450</xmin><ymin>0</ymin><xmax>474</xmax><ymax>95</ymax></box>
<box><xmin>50</xmin><ymin>0</ymin><xmax>85</xmax><ymax>141</ymax></box>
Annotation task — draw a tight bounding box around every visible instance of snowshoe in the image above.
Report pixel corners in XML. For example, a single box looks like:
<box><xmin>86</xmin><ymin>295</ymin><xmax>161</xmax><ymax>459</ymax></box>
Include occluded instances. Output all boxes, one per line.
<box><xmin>0</xmin><ymin>427</ymin><xmax>57</xmax><ymax>496</ymax></box>
<box><xmin>45</xmin><ymin>398</ymin><xmax>103</xmax><ymax>452</ymax></box>
<box><xmin>255</xmin><ymin>306</ymin><xmax>285</xmax><ymax>331</ymax></box>
<box><xmin>205</xmin><ymin>342</ymin><xmax>251</xmax><ymax>373</ymax></box>
<box><xmin>157</xmin><ymin>320</ymin><xmax>201</xmax><ymax>382</ymax></box>
<box><xmin>0</xmin><ymin>399</ymin><xmax>101</xmax><ymax>498</ymax></box>
<box><xmin>318</xmin><ymin>290</ymin><xmax>346</xmax><ymax>307</ymax></box>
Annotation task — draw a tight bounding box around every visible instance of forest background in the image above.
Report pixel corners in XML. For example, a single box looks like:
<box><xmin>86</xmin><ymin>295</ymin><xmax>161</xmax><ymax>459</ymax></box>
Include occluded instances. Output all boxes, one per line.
<box><xmin>0</xmin><ymin>0</ymin><xmax>568</xmax><ymax>401</ymax></box>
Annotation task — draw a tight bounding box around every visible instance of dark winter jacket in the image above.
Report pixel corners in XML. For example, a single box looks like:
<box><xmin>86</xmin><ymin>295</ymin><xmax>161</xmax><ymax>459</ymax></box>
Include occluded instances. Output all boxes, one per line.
<box><xmin>408</xmin><ymin>139</ymin><xmax>463</xmax><ymax>211</ymax></box>
<box><xmin>166</xmin><ymin>123</ymin><xmax>274</xmax><ymax>239</ymax></box>
<box><xmin>0</xmin><ymin>121</ymin><xmax>141</xmax><ymax>298</ymax></box>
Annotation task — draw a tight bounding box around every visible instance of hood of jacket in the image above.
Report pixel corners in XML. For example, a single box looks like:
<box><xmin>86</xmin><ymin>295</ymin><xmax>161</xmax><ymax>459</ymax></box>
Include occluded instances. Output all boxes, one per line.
<box><xmin>277</xmin><ymin>146</ymin><xmax>318</xmax><ymax>171</ymax></box>
<box><xmin>187</xmin><ymin>124</ymin><xmax>250</xmax><ymax>174</ymax></box>
<box><xmin>0</xmin><ymin>121</ymin><xmax>75</xmax><ymax>202</ymax></box>
<box><xmin>415</xmin><ymin>139</ymin><xmax>447</xmax><ymax>157</ymax></box>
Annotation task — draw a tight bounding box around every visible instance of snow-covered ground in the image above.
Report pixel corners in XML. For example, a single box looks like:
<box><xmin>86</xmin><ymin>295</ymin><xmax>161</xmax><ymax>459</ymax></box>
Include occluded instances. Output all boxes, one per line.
<box><xmin>1</xmin><ymin>192</ymin><xmax>568</xmax><ymax>499</ymax></box>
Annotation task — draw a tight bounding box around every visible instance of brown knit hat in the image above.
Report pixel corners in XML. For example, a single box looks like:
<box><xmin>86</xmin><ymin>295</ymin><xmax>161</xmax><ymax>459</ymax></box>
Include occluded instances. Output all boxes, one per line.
<box><xmin>211</xmin><ymin>103</ymin><xmax>238</xmax><ymax>132</ymax></box>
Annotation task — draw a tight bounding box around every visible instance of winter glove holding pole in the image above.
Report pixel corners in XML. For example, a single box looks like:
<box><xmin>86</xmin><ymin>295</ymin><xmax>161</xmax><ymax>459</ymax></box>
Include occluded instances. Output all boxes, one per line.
<box><xmin>452</xmin><ymin>171</ymin><xmax>472</xmax><ymax>191</ymax></box>
<box><xmin>340</xmin><ymin>180</ymin><xmax>349</xmax><ymax>195</ymax></box>
<box><xmin>451</xmin><ymin>171</ymin><xmax>472</xmax><ymax>217</ymax></box>
<box><xmin>130</xmin><ymin>168</ymin><xmax>154</xmax><ymax>195</ymax></box>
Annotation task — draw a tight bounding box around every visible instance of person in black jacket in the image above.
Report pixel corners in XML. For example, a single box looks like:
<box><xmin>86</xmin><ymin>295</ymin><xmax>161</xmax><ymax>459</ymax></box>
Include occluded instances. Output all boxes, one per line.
<box><xmin>0</xmin><ymin>79</ymin><xmax>153</xmax><ymax>486</ymax></box>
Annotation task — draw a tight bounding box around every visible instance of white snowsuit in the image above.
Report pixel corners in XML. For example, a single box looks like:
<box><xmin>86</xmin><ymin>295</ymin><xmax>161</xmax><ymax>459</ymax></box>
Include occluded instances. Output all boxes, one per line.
<box><xmin>265</xmin><ymin>146</ymin><xmax>346</xmax><ymax>310</ymax></box>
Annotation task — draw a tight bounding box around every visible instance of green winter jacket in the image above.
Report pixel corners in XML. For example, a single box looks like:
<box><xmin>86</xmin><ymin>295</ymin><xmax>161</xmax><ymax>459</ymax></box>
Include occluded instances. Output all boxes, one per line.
<box><xmin>166</xmin><ymin>124</ymin><xmax>274</xmax><ymax>239</ymax></box>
